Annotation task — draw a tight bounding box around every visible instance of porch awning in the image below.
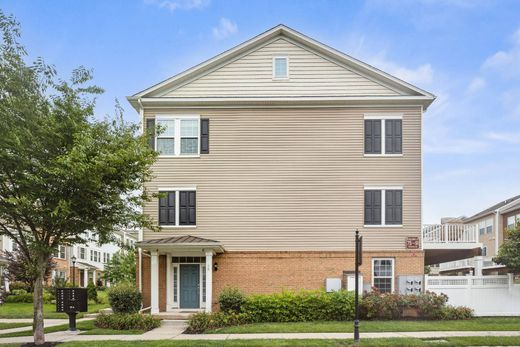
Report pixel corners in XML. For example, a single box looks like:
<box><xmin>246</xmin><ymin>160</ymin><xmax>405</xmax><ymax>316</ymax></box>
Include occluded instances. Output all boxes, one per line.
<box><xmin>137</xmin><ymin>235</ymin><xmax>225</xmax><ymax>253</ymax></box>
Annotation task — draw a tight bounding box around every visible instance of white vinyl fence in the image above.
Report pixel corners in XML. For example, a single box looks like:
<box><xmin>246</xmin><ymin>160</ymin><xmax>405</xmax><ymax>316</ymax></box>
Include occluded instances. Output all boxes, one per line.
<box><xmin>425</xmin><ymin>274</ymin><xmax>520</xmax><ymax>316</ymax></box>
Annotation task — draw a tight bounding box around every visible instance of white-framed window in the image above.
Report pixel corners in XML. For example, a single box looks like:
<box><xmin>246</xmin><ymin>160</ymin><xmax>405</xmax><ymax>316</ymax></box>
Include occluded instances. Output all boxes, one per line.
<box><xmin>173</xmin><ymin>265</ymin><xmax>178</xmax><ymax>305</ymax></box>
<box><xmin>479</xmin><ymin>218</ymin><xmax>493</xmax><ymax>235</ymax></box>
<box><xmin>372</xmin><ymin>258</ymin><xmax>394</xmax><ymax>293</ymax></box>
<box><xmin>53</xmin><ymin>245</ymin><xmax>66</xmax><ymax>259</ymax></box>
<box><xmin>55</xmin><ymin>270</ymin><xmax>66</xmax><ymax>280</ymax></box>
<box><xmin>506</xmin><ymin>214</ymin><xmax>520</xmax><ymax>230</ymax></box>
<box><xmin>364</xmin><ymin>114</ymin><xmax>403</xmax><ymax>156</ymax></box>
<box><xmin>158</xmin><ymin>187</ymin><xmax>197</xmax><ymax>227</ymax></box>
<box><xmin>273</xmin><ymin>56</ymin><xmax>289</xmax><ymax>79</ymax></box>
<box><xmin>364</xmin><ymin>186</ymin><xmax>403</xmax><ymax>227</ymax></box>
<box><xmin>156</xmin><ymin>116</ymin><xmax>200</xmax><ymax>157</ymax></box>
<box><xmin>482</xmin><ymin>246</ymin><xmax>487</xmax><ymax>257</ymax></box>
<box><xmin>79</xmin><ymin>247</ymin><xmax>86</xmax><ymax>260</ymax></box>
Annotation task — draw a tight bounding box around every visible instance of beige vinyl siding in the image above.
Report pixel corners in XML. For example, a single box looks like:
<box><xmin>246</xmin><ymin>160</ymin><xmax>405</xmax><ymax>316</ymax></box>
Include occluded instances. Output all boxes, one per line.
<box><xmin>142</xmin><ymin>106</ymin><xmax>421</xmax><ymax>252</ymax></box>
<box><xmin>465</xmin><ymin>215</ymin><xmax>495</xmax><ymax>256</ymax></box>
<box><xmin>165</xmin><ymin>39</ymin><xmax>401</xmax><ymax>98</ymax></box>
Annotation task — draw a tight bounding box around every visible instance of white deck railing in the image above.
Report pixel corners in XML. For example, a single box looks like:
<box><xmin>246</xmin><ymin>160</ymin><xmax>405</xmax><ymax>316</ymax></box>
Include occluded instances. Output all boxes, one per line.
<box><xmin>422</xmin><ymin>224</ymin><xmax>479</xmax><ymax>244</ymax></box>
<box><xmin>439</xmin><ymin>258</ymin><xmax>476</xmax><ymax>271</ymax></box>
<box><xmin>425</xmin><ymin>275</ymin><xmax>510</xmax><ymax>288</ymax></box>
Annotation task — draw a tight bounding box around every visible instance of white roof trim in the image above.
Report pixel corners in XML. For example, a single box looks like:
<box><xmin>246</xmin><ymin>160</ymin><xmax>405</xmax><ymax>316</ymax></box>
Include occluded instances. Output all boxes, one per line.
<box><xmin>128</xmin><ymin>24</ymin><xmax>435</xmax><ymax>107</ymax></box>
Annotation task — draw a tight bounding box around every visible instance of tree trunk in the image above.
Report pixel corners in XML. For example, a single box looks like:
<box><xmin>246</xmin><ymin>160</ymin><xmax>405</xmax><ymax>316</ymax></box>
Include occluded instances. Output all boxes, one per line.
<box><xmin>33</xmin><ymin>256</ymin><xmax>47</xmax><ymax>345</ymax></box>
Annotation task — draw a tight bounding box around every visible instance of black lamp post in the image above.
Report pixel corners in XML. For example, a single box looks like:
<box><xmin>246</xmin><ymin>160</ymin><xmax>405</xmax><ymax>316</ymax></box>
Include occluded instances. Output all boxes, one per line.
<box><xmin>71</xmin><ymin>256</ymin><xmax>76</xmax><ymax>287</ymax></box>
<box><xmin>354</xmin><ymin>229</ymin><xmax>363</xmax><ymax>343</ymax></box>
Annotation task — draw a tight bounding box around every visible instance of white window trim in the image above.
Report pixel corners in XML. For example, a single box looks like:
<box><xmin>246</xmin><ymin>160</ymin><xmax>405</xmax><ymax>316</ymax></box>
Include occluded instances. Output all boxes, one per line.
<box><xmin>363</xmin><ymin>185</ymin><xmax>403</xmax><ymax>228</ymax></box>
<box><xmin>155</xmin><ymin>115</ymin><xmax>201</xmax><ymax>158</ymax></box>
<box><xmin>54</xmin><ymin>245</ymin><xmax>66</xmax><ymax>259</ymax></box>
<box><xmin>364</xmin><ymin>113</ymin><xmax>403</xmax><ymax>157</ymax></box>
<box><xmin>158</xmin><ymin>187</ymin><xmax>197</xmax><ymax>228</ymax></box>
<box><xmin>272</xmin><ymin>56</ymin><xmax>289</xmax><ymax>80</ymax></box>
<box><xmin>372</xmin><ymin>258</ymin><xmax>395</xmax><ymax>293</ymax></box>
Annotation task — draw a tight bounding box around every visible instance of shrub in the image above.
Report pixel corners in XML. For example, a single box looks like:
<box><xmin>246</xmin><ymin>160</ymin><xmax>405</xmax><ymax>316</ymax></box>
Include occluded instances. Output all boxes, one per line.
<box><xmin>241</xmin><ymin>289</ymin><xmax>355</xmax><ymax>323</ymax></box>
<box><xmin>361</xmin><ymin>289</ymin><xmax>401</xmax><ymax>320</ymax></box>
<box><xmin>5</xmin><ymin>292</ymin><xmax>32</xmax><ymax>303</ymax></box>
<box><xmin>87</xmin><ymin>281</ymin><xmax>98</xmax><ymax>303</ymax></box>
<box><xmin>108</xmin><ymin>283</ymin><xmax>142</xmax><ymax>313</ymax></box>
<box><xmin>218</xmin><ymin>287</ymin><xmax>246</xmax><ymax>313</ymax></box>
<box><xmin>441</xmin><ymin>305</ymin><xmax>474</xmax><ymax>320</ymax></box>
<box><xmin>95</xmin><ymin>313</ymin><xmax>160</xmax><ymax>331</ymax></box>
<box><xmin>9</xmin><ymin>281</ymin><xmax>31</xmax><ymax>292</ymax></box>
<box><xmin>401</xmin><ymin>291</ymin><xmax>448</xmax><ymax>320</ymax></box>
<box><xmin>186</xmin><ymin>311</ymin><xmax>250</xmax><ymax>334</ymax></box>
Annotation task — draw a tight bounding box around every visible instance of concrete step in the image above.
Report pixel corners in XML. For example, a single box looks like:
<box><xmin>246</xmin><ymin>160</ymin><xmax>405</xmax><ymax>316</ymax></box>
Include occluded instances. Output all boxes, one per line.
<box><xmin>152</xmin><ymin>312</ymin><xmax>197</xmax><ymax>320</ymax></box>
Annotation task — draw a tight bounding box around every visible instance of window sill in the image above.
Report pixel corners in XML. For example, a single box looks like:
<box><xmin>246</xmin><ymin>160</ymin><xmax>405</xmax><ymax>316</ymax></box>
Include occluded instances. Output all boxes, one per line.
<box><xmin>364</xmin><ymin>154</ymin><xmax>403</xmax><ymax>157</ymax></box>
<box><xmin>364</xmin><ymin>225</ymin><xmax>403</xmax><ymax>228</ymax></box>
<box><xmin>272</xmin><ymin>77</ymin><xmax>290</xmax><ymax>81</ymax></box>
<box><xmin>158</xmin><ymin>155</ymin><xmax>200</xmax><ymax>158</ymax></box>
<box><xmin>159</xmin><ymin>225</ymin><xmax>197</xmax><ymax>229</ymax></box>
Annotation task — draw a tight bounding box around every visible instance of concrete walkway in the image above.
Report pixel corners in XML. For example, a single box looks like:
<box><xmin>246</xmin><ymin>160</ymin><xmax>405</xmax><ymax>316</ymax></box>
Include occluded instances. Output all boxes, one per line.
<box><xmin>0</xmin><ymin>320</ymin><xmax>519</xmax><ymax>345</ymax></box>
<box><xmin>0</xmin><ymin>318</ymin><xmax>93</xmax><ymax>336</ymax></box>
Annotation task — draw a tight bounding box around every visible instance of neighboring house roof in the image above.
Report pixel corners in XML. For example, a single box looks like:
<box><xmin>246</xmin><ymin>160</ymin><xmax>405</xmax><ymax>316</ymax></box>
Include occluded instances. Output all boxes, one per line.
<box><xmin>464</xmin><ymin>195</ymin><xmax>520</xmax><ymax>223</ymax></box>
<box><xmin>127</xmin><ymin>24</ymin><xmax>435</xmax><ymax>111</ymax></box>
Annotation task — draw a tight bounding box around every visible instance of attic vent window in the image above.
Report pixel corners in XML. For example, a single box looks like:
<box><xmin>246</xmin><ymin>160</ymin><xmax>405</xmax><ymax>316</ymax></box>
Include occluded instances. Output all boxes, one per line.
<box><xmin>273</xmin><ymin>57</ymin><xmax>288</xmax><ymax>79</ymax></box>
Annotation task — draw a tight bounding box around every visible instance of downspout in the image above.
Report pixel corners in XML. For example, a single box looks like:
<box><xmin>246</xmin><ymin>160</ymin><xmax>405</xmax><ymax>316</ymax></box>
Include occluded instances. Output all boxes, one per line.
<box><xmin>494</xmin><ymin>209</ymin><xmax>500</xmax><ymax>258</ymax></box>
<box><xmin>138</xmin><ymin>98</ymin><xmax>144</xmax><ymax>292</ymax></box>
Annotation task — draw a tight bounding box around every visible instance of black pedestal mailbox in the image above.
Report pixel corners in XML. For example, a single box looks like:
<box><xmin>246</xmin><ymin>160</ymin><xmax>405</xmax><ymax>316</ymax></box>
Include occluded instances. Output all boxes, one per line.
<box><xmin>56</xmin><ymin>288</ymin><xmax>88</xmax><ymax>331</ymax></box>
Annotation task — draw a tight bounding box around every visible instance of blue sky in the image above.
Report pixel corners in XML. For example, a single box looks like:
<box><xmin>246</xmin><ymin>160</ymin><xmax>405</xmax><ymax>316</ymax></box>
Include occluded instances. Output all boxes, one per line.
<box><xmin>2</xmin><ymin>0</ymin><xmax>520</xmax><ymax>223</ymax></box>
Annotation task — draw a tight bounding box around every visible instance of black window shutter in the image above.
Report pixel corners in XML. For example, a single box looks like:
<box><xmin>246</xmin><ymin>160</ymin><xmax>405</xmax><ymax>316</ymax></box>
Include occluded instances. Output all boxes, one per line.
<box><xmin>200</xmin><ymin>119</ymin><xmax>209</xmax><ymax>154</ymax></box>
<box><xmin>385</xmin><ymin>120</ymin><xmax>402</xmax><ymax>154</ymax></box>
<box><xmin>179</xmin><ymin>191</ymin><xmax>196</xmax><ymax>225</ymax></box>
<box><xmin>159</xmin><ymin>191</ymin><xmax>175</xmax><ymax>225</ymax></box>
<box><xmin>146</xmin><ymin>118</ymin><xmax>156</xmax><ymax>150</ymax></box>
<box><xmin>385</xmin><ymin>190</ymin><xmax>402</xmax><ymax>225</ymax></box>
<box><xmin>365</xmin><ymin>120</ymin><xmax>381</xmax><ymax>154</ymax></box>
<box><xmin>364</xmin><ymin>190</ymin><xmax>382</xmax><ymax>225</ymax></box>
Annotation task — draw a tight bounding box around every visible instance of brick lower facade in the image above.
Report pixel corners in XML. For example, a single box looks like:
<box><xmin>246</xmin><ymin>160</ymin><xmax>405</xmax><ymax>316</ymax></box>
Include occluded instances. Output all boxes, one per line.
<box><xmin>140</xmin><ymin>250</ymin><xmax>424</xmax><ymax>312</ymax></box>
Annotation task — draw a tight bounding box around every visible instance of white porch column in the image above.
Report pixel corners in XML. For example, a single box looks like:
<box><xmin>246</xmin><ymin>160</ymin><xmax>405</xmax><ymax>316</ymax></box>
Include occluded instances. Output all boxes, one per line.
<box><xmin>92</xmin><ymin>270</ymin><xmax>97</xmax><ymax>285</ymax></box>
<box><xmin>205</xmin><ymin>251</ymin><xmax>213</xmax><ymax>313</ymax></box>
<box><xmin>83</xmin><ymin>269</ymin><xmax>88</xmax><ymax>287</ymax></box>
<box><xmin>166</xmin><ymin>253</ymin><xmax>172</xmax><ymax>310</ymax></box>
<box><xmin>150</xmin><ymin>251</ymin><xmax>159</xmax><ymax>314</ymax></box>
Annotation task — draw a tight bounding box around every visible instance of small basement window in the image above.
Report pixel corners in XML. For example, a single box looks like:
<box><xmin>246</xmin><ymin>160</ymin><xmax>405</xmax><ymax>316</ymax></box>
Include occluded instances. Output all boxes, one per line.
<box><xmin>273</xmin><ymin>57</ymin><xmax>288</xmax><ymax>79</ymax></box>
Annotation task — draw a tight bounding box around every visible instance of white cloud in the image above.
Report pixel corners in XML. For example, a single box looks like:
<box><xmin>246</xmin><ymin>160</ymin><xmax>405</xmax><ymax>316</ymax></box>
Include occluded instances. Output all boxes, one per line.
<box><xmin>484</xmin><ymin>131</ymin><xmax>520</xmax><ymax>144</ymax></box>
<box><xmin>212</xmin><ymin>18</ymin><xmax>238</xmax><ymax>40</ymax></box>
<box><xmin>483</xmin><ymin>27</ymin><xmax>520</xmax><ymax>77</ymax></box>
<box><xmin>466</xmin><ymin>77</ymin><xmax>486</xmax><ymax>94</ymax></box>
<box><xmin>367</xmin><ymin>53</ymin><xmax>434</xmax><ymax>86</ymax></box>
<box><xmin>145</xmin><ymin>0</ymin><xmax>210</xmax><ymax>12</ymax></box>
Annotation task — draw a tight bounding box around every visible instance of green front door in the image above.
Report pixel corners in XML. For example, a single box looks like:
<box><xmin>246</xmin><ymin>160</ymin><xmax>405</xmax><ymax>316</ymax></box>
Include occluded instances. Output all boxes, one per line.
<box><xmin>180</xmin><ymin>264</ymin><xmax>200</xmax><ymax>309</ymax></box>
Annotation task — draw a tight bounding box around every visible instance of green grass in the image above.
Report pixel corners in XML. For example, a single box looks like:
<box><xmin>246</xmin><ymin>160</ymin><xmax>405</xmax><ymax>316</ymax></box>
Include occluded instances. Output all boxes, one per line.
<box><xmin>0</xmin><ymin>302</ymin><xmax>109</xmax><ymax>319</ymax></box>
<box><xmin>208</xmin><ymin>317</ymin><xmax>520</xmax><ymax>334</ymax></box>
<box><xmin>58</xmin><ymin>336</ymin><xmax>520</xmax><ymax>347</ymax></box>
<box><xmin>0</xmin><ymin>322</ymin><xmax>31</xmax><ymax>330</ymax></box>
<box><xmin>0</xmin><ymin>319</ymin><xmax>145</xmax><ymax>337</ymax></box>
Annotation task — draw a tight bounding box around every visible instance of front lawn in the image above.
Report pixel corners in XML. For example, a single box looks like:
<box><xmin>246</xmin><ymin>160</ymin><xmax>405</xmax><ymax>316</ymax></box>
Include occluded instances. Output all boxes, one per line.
<box><xmin>59</xmin><ymin>336</ymin><xmax>520</xmax><ymax>347</ymax></box>
<box><xmin>0</xmin><ymin>302</ymin><xmax>109</xmax><ymax>319</ymax></box>
<box><xmin>0</xmin><ymin>322</ymin><xmax>32</xmax><ymax>330</ymax></box>
<box><xmin>207</xmin><ymin>317</ymin><xmax>520</xmax><ymax>334</ymax></box>
<box><xmin>0</xmin><ymin>319</ymin><xmax>145</xmax><ymax>337</ymax></box>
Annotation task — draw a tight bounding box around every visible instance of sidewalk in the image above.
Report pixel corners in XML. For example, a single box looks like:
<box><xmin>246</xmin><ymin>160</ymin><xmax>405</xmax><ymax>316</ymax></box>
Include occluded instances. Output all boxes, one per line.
<box><xmin>0</xmin><ymin>323</ymin><xmax>519</xmax><ymax>345</ymax></box>
<box><xmin>0</xmin><ymin>318</ymin><xmax>93</xmax><ymax>335</ymax></box>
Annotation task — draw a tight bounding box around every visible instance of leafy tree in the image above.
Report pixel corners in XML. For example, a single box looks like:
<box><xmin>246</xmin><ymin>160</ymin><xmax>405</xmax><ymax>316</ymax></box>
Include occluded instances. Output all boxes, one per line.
<box><xmin>5</xmin><ymin>251</ymin><xmax>55</xmax><ymax>291</ymax></box>
<box><xmin>103</xmin><ymin>250</ymin><xmax>136</xmax><ymax>285</ymax></box>
<box><xmin>0</xmin><ymin>11</ymin><xmax>157</xmax><ymax>345</ymax></box>
<box><xmin>494</xmin><ymin>222</ymin><xmax>520</xmax><ymax>274</ymax></box>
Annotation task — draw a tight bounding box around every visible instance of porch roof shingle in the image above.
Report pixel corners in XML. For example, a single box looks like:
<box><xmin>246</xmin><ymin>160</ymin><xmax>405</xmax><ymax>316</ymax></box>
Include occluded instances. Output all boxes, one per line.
<box><xmin>138</xmin><ymin>235</ymin><xmax>220</xmax><ymax>245</ymax></box>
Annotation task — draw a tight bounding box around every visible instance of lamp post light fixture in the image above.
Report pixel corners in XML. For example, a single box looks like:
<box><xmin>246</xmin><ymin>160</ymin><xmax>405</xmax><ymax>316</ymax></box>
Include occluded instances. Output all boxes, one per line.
<box><xmin>71</xmin><ymin>255</ymin><xmax>76</xmax><ymax>287</ymax></box>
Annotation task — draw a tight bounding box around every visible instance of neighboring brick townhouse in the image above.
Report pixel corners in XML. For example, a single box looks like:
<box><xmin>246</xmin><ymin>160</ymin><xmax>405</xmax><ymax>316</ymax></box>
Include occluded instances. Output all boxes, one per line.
<box><xmin>128</xmin><ymin>25</ymin><xmax>441</xmax><ymax>314</ymax></box>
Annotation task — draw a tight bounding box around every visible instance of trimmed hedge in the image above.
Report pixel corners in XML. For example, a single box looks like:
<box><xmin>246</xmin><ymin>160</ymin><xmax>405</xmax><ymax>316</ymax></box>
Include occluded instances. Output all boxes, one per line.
<box><xmin>218</xmin><ymin>287</ymin><xmax>246</xmax><ymax>313</ymax></box>
<box><xmin>242</xmin><ymin>290</ymin><xmax>355</xmax><ymax>323</ymax></box>
<box><xmin>5</xmin><ymin>290</ymin><xmax>53</xmax><ymax>303</ymax></box>
<box><xmin>186</xmin><ymin>312</ymin><xmax>250</xmax><ymax>334</ymax></box>
<box><xmin>108</xmin><ymin>283</ymin><xmax>142</xmax><ymax>313</ymax></box>
<box><xmin>361</xmin><ymin>289</ymin><xmax>474</xmax><ymax>320</ymax></box>
<box><xmin>95</xmin><ymin>313</ymin><xmax>161</xmax><ymax>331</ymax></box>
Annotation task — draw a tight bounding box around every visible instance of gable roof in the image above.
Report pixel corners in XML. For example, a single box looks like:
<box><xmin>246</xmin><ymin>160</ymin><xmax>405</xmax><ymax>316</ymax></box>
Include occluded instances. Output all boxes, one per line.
<box><xmin>464</xmin><ymin>195</ymin><xmax>520</xmax><ymax>222</ymax></box>
<box><xmin>128</xmin><ymin>24</ymin><xmax>435</xmax><ymax>110</ymax></box>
